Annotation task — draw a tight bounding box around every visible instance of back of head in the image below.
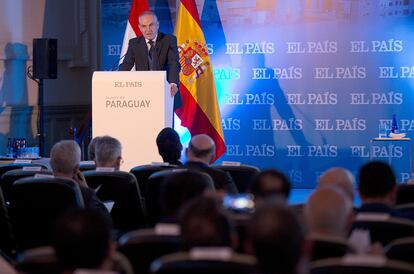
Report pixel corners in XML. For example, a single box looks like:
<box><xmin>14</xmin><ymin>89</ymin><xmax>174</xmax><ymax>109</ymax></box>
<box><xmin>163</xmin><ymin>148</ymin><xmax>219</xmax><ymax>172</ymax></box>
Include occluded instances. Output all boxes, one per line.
<box><xmin>95</xmin><ymin>136</ymin><xmax>122</xmax><ymax>169</ymax></box>
<box><xmin>250</xmin><ymin>169</ymin><xmax>291</xmax><ymax>201</ymax></box>
<box><xmin>248</xmin><ymin>203</ymin><xmax>304</xmax><ymax>274</ymax></box>
<box><xmin>187</xmin><ymin>134</ymin><xmax>216</xmax><ymax>164</ymax></box>
<box><xmin>318</xmin><ymin>167</ymin><xmax>355</xmax><ymax>201</ymax></box>
<box><xmin>305</xmin><ymin>188</ymin><xmax>353</xmax><ymax>237</ymax></box>
<box><xmin>179</xmin><ymin>196</ymin><xmax>233</xmax><ymax>249</ymax></box>
<box><xmin>358</xmin><ymin>161</ymin><xmax>396</xmax><ymax>200</ymax></box>
<box><xmin>156</xmin><ymin>127</ymin><xmax>182</xmax><ymax>164</ymax></box>
<box><xmin>88</xmin><ymin>136</ymin><xmax>102</xmax><ymax>161</ymax></box>
<box><xmin>160</xmin><ymin>170</ymin><xmax>215</xmax><ymax>218</ymax></box>
<box><xmin>50</xmin><ymin>140</ymin><xmax>81</xmax><ymax>177</ymax></box>
<box><xmin>52</xmin><ymin>208</ymin><xmax>113</xmax><ymax>271</ymax></box>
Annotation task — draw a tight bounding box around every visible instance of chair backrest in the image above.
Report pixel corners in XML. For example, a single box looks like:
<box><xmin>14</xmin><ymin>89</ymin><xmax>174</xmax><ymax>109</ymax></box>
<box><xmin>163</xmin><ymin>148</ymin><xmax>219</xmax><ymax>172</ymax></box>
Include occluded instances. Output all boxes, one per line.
<box><xmin>79</xmin><ymin>161</ymin><xmax>96</xmax><ymax>172</ymax></box>
<box><xmin>130</xmin><ymin>164</ymin><xmax>176</xmax><ymax>199</ymax></box>
<box><xmin>150</xmin><ymin>250</ymin><xmax>258</xmax><ymax>274</ymax></box>
<box><xmin>397</xmin><ymin>184</ymin><xmax>414</xmax><ymax>205</ymax></box>
<box><xmin>213</xmin><ymin>164</ymin><xmax>260</xmax><ymax>192</ymax></box>
<box><xmin>311</xmin><ymin>255</ymin><xmax>414</xmax><ymax>274</ymax></box>
<box><xmin>351</xmin><ymin>213</ymin><xmax>414</xmax><ymax>246</ymax></box>
<box><xmin>1</xmin><ymin>168</ymin><xmax>52</xmax><ymax>204</ymax></box>
<box><xmin>16</xmin><ymin>246</ymin><xmax>134</xmax><ymax>274</ymax></box>
<box><xmin>0</xmin><ymin>162</ymin><xmax>48</xmax><ymax>179</ymax></box>
<box><xmin>9</xmin><ymin>177</ymin><xmax>84</xmax><ymax>251</ymax></box>
<box><xmin>309</xmin><ymin>235</ymin><xmax>355</xmax><ymax>262</ymax></box>
<box><xmin>146</xmin><ymin>169</ymin><xmax>213</xmax><ymax>226</ymax></box>
<box><xmin>0</xmin><ymin>187</ymin><xmax>14</xmax><ymax>256</ymax></box>
<box><xmin>118</xmin><ymin>227</ymin><xmax>181</xmax><ymax>274</ymax></box>
<box><xmin>83</xmin><ymin>170</ymin><xmax>147</xmax><ymax>232</ymax></box>
<box><xmin>385</xmin><ymin>237</ymin><xmax>414</xmax><ymax>264</ymax></box>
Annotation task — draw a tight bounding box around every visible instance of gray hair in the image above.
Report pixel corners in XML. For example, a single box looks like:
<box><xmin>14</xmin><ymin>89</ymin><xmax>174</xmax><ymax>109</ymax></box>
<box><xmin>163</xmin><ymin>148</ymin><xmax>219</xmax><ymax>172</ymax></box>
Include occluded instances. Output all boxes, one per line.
<box><xmin>50</xmin><ymin>140</ymin><xmax>81</xmax><ymax>175</ymax></box>
<box><xmin>95</xmin><ymin>136</ymin><xmax>122</xmax><ymax>167</ymax></box>
<box><xmin>138</xmin><ymin>11</ymin><xmax>158</xmax><ymax>23</ymax></box>
<box><xmin>88</xmin><ymin>136</ymin><xmax>102</xmax><ymax>161</ymax></box>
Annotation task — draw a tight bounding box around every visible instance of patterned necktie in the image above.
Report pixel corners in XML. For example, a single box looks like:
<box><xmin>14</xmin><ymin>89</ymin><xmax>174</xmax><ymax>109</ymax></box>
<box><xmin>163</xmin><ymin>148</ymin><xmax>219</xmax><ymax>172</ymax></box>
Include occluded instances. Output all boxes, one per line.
<box><xmin>148</xmin><ymin>40</ymin><xmax>158</xmax><ymax>71</ymax></box>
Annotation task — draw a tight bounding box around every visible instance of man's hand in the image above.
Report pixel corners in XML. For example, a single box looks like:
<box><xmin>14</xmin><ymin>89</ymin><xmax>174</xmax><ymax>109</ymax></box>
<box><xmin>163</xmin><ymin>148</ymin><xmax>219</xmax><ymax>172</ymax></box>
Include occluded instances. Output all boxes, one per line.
<box><xmin>73</xmin><ymin>169</ymin><xmax>88</xmax><ymax>188</ymax></box>
<box><xmin>170</xmin><ymin>83</ymin><xmax>178</xmax><ymax>97</ymax></box>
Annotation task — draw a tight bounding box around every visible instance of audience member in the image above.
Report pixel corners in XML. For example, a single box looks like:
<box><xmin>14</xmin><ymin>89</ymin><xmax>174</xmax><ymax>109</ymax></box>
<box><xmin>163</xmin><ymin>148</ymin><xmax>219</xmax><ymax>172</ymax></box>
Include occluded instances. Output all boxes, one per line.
<box><xmin>50</xmin><ymin>140</ymin><xmax>110</xmax><ymax>220</ymax></box>
<box><xmin>178</xmin><ymin>196</ymin><xmax>236</xmax><ymax>250</ymax></box>
<box><xmin>318</xmin><ymin>167</ymin><xmax>355</xmax><ymax>202</ymax></box>
<box><xmin>95</xmin><ymin>136</ymin><xmax>123</xmax><ymax>171</ymax></box>
<box><xmin>185</xmin><ymin>134</ymin><xmax>238</xmax><ymax>194</ymax></box>
<box><xmin>249</xmin><ymin>169</ymin><xmax>291</xmax><ymax>204</ymax></box>
<box><xmin>358</xmin><ymin>161</ymin><xmax>414</xmax><ymax>221</ymax></box>
<box><xmin>358</xmin><ymin>161</ymin><xmax>400</xmax><ymax>216</ymax></box>
<box><xmin>305</xmin><ymin>188</ymin><xmax>353</xmax><ymax>238</ymax></box>
<box><xmin>247</xmin><ymin>203</ymin><xmax>307</xmax><ymax>274</ymax></box>
<box><xmin>52</xmin><ymin>209</ymin><xmax>115</xmax><ymax>274</ymax></box>
<box><xmin>160</xmin><ymin>170</ymin><xmax>215</xmax><ymax>223</ymax></box>
<box><xmin>87</xmin><ymin>136</ymin><xmax>102</xmax><ymax>161</ymax></box>
<box><xmin>156</xmin><ymin>127</ymin><xmax>183</xmax><ymax>166</ymax></box>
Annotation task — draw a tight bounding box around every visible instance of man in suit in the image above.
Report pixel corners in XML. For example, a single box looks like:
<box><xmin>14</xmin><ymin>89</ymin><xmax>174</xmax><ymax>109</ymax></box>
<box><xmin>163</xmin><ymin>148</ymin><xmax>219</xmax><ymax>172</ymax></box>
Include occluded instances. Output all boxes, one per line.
<box><xmin>119</xmin><ymin>11</ymin><xmax>181</xmax><ymax>109</ymax></box>
<box><xmin>184</xmin><ymin>134</ymin><xmax>238</xmax><ymax>194</ymax></box>
<box><xmin>50</xmin><ymin>140</ymin><xmax>111</xmax><ymax>222</ymax></box>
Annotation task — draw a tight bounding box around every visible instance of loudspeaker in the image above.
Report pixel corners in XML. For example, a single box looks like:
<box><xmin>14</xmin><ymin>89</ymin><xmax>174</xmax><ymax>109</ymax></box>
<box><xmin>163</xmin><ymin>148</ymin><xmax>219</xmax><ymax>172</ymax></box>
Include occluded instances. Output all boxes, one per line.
<box><xmin>33</xmin><ymin>38</ymin><xmax>57</xmax><ymax>79</ymax></box>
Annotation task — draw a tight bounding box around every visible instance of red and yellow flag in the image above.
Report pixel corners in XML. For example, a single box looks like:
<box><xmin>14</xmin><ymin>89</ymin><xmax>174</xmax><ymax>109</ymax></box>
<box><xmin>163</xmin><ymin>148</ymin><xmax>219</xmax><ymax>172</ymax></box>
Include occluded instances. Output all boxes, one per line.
<box><xmin>174</xmin><ymin>0</ymin><xmax>226</xmax><ymax>160</ymax></box>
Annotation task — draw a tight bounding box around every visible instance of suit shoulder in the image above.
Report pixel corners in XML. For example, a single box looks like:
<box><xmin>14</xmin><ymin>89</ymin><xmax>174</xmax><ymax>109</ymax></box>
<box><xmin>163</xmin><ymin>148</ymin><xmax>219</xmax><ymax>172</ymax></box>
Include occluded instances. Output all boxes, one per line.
<box><xmin>129</xmin><ymin>36</ymin><xmax>143</xmax><ymax>44</ymax></box>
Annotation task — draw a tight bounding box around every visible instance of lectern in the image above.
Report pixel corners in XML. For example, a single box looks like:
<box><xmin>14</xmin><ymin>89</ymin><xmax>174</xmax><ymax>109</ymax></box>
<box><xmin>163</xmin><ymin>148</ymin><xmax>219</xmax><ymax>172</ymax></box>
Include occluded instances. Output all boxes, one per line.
<box><xmin>92</xmin><ymin>71</ymin><xmax>173</xmax><ymax>171</ymax></box>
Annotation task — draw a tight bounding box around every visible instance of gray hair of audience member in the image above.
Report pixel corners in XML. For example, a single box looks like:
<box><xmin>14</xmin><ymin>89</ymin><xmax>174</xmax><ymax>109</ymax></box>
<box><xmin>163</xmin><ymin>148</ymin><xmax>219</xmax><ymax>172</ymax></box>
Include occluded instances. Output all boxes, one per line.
<box><xmin>95</xmin><ymin>136</ymin><xmax>122</xmax><ymax>167</ymax></box>
<box><xmin>318</xmin><ymin>167</ymin><xmax>355</xmax><ymax>201</ymax></box>
<box><xmin>50</xmin><ymin>140</ymin><xmax>81</xmax><ymax>175</ymax></box>
<box><xmin>186</xmin><ymin>134</ymin><xmax>216</xmax><ymax>164</ymax></box>
<box><xmin>304</xmin><ymin>187</ymin><xmax>353</xmax><ymax>237</ymax></box>
<box><xmin>247</xmin><ymin>202</ymin><xmax>305</xmax><ymax>274</ymax></box>
<box><xmin>88</xmin><ymin>136</ymin><xmax>102</xmax><ymax>161</ymax></box>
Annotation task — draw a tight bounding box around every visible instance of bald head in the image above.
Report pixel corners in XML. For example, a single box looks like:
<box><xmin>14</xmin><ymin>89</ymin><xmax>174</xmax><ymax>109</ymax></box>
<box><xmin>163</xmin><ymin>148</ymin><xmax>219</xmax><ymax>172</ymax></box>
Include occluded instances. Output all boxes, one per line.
<box><xmin>187</xmin><ymin>134</ymin><xmax>216</xmax><ymax>164</ymax></box>
<box><xmin>305</xmin><ymin>188</ymin><xmax>353</xmax><ymax>237</ymax></box>
<box><xmin>318</xmin><ymin>167</ymin><xmax>355</xmax><ymax>201</ymax></box>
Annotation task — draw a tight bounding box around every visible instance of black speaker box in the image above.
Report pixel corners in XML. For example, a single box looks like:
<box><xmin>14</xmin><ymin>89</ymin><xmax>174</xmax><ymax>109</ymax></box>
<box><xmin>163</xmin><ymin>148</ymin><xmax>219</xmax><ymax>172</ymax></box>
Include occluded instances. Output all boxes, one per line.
<box><xmin>33</xmin><ymin>38</ymin><xmax>57</xmax><ymax>79</ymax></box>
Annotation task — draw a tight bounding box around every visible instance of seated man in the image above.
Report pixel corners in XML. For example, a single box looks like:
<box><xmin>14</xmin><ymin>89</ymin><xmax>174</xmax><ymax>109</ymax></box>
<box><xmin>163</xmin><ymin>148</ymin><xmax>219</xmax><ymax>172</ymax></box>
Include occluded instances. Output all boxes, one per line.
<box><xmin>318</xmin><ymin>167</ymin><xmax>355</xmax><ymax>202</ymax></box>
<box><xmin>178</xmin><ymin>196</ymin><xmax>237</xmax><ymax>250</ymax></box>
<box><xmin>185</xmin><ymin>134</ymin><xmax>238</xmax><ymax>194</ymax></box>
<box><xmin>156</xmin><ymin>127</ymin><xmax>183</xmax><ymax>166</ymax></box>
<box><xmin>305</xmin><ymin>188</ymin><xmax>353</xmax><ymax>239</ymax></box>
<box><xmin>52</xmin><ymin>209</ymin><xmax>116</xmax><ymax>273</ymax></box>
<box><xmin>50</xmin><ymin>140</ymin><xmax>110</xmax><ymax>220</ymax></box>
<box><xmin>249</xmin><ymin>169</ymin><xmax>291</xmax><ymax>204</ymax></box>
<box><xmin>95</xmin><ymin>136</ymin><xmax>123</xmax><ymax>171</ymax></box>
<box><xmin>246</xmin><ymin>203</ymin><xmax>307</xmax><ymax>274</ymax></box>
<box><xmin>159</xmin><ymin>170</ymin><xmax>215</xmax><ymax>224</ymax></box>
<box><xmin>87</xmin><ymin>136</ymin><xmax>102</xmax><ymax>161</ymax></box>
<box><xmin>358</xmin><ymin>161</ymin><xmax>413</xmax><ymax>220</ymax></box>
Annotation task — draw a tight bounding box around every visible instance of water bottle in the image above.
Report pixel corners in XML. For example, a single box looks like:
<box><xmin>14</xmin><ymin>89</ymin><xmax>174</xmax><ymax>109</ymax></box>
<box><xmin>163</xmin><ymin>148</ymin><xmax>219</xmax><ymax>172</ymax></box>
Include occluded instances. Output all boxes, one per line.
<box><xmin>15</xmin><ymin>139</ymin><xmax>21</xmax><ymax>158</ymax></box>
<box><xmin>391</xmin><ymin>114</ymin><xmax>399</xmax><ymax>134</ymax></box>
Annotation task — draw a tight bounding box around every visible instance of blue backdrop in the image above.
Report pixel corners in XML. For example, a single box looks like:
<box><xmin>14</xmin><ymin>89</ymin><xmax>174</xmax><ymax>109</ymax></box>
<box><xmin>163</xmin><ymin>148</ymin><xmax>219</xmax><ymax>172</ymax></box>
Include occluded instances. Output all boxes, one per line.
<box><xmin>101</xmin><ymin>0</ymin><xmax>414</xmax><ymax>188</ymax></box>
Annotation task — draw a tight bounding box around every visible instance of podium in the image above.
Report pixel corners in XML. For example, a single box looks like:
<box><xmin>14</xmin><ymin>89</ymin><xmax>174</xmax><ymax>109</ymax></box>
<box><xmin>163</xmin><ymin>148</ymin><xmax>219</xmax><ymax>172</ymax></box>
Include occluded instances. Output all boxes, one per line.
<box><xmin>92</xmin><ymin>71</ymin><xmax>173</xmax><ymax>171</ymax></box>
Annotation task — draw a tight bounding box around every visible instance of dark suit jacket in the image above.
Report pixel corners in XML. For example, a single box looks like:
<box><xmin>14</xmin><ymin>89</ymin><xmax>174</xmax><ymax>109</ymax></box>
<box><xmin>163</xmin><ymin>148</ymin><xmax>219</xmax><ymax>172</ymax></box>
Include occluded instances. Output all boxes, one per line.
<box><xmin>356</xmin><ymin>202</ymin><xmax>414</xmax><ymax>221</ymax></box>
<box><xmin>184</xmin><ymin>161</ymin><xmax>238</xmax><ymax>194</ymax></box>
<box><xmin>119</xmin><ymin>32</ymin><xmax>182</xmax><ymax>109</ymax></box>
<box><xmin>79</xmin><ymin>186</ymin><xmax>112</xmax><ymax>224</ymax></box>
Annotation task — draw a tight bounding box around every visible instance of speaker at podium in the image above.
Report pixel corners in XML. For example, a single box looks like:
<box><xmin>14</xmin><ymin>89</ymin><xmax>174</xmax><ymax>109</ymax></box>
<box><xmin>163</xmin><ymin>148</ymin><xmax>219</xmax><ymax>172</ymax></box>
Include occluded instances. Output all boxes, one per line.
<box><xmin>92</xmin><ymin>71</ymin><xmax>174</xmax><ymax>171</ymax></box>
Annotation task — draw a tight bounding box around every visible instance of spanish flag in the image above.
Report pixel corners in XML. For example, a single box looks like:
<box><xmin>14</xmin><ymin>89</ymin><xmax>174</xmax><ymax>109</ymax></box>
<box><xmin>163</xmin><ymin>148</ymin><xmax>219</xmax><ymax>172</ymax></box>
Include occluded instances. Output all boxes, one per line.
<box><xmin>174</xmin><ymin>0</ymin><xmax>226</xmax><ymax>160</ymax></box>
